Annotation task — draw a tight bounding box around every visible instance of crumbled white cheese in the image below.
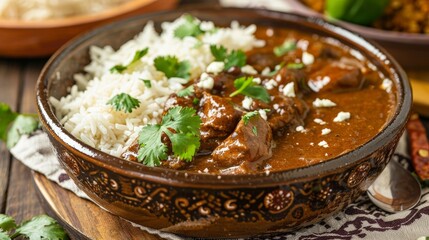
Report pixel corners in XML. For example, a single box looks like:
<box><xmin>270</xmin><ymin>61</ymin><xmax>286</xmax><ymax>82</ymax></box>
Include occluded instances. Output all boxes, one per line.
<box><xmin>242</xmin><ymin>96</ymin><xmax>253</xmax><ymax>110</ymax></box>
<box><xmin>321</xmin><ymin>128</ymin><xmax>331</xmax><ymax>135</ymax></box>
<box><xmin>266</xmin><ymin>28</ymin><xmax>274</xmax><ymax>37</ymax></box>
<box><xmin>318</xmin><ymin>140</ymin><xmax>329</xmax><ymax>148</ymax></box>
<box><xmin>297</xmin><ymin>39</ymin><xmax>309</xmax><ymax>50</ymax></box>
<box><xmin>200</xmin><ymin>21</ymin><xmax>215</xmax><ymax>31</ymax></box>
<box><xmin>265</xmin><ymin>79</ymin><xmax>278</xmax><ymax>90</ymax></box>
<box><xmin>203</xmin><ymin>168</ymin><xmax>209</xmax><ymax>173</ymax></box>
<box><xmin>381</xmin><ymin>78</ymin><xmax>393</xmax><ymax>93</ymax></box>
<box><xmin>314</xmin><ymin>118</ymin><xmax>327</xmax><ymax>125</ymax></box>
<box><xmin>206</xmin><ymin>61</ymin><xmax>224</xmax><ymax>74</ymax></box>
<box><xmin>308</xmin><ymin>76</ymin><xmax>331</xmax><ymax>92</ymax></box>
<box><xmin>275</xmin><ymin>74</ymin><xmax>282</xmax><ymax>82</ymax></box>
<box><xmin>302</xmin><ymin>51</ymin><xmax>315</xmax><ymax>65</ymax></box>
<box><xmin>333</xmin><ymin>112</ymin><xmax>351</xmax><ymax>122</ymax></box>
<box><xmin>241</xmin><ymin>65</ymin><xmax>258</xmax><ymax>75</ymax></box>
<box><xmin>310</xmin><ymin>142</ymin><xmax>314</xmax><ymax>146</ymax></box>
<box><xmin>312</xmin><ymin>98</ymin><xmax>337</xmax><ymax>108</ymax></box>
<box><xmin>258</xmin><ymin>109</ymin><xmax>268</xmax><ymax>120</ymax></box>
<box><xmin>252</xmin><ymin>77</ymin><xmax>261</xmax><ymax>84</ymax></box>
<box><xmin>282</xmin><ymin>82</ymin><xmax>295</xmax><ymax>97</ymax></box>
<box><xmin>197</xmin><ymin>72</ymin><xmax>214</xmax><ymax>90</ymax></box>
<box><xmin>273</xmin><ymin>104</ymin><xmax>279</xmax><ymax>110</ymax></box>
<box><xmin>296</xmin><ymin>125</ymin><xmax>305</xmax><ymax>133</ymax></box>
<box><xmin>261</xmin><ymin>67</ymin><xmax>271</xmax><ymax>76</ymax></box>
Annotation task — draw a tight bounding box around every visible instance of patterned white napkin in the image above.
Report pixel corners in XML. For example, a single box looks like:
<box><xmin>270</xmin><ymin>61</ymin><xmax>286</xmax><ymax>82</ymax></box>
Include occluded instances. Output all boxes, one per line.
<box><xmin>10</xmin><ymin>131</ymin><xmax>429</xmax><ymax>240</ymax></box>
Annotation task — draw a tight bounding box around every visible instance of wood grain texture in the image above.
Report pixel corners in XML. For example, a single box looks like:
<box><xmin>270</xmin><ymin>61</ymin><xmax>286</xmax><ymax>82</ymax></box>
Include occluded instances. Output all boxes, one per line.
<box><xmin>0</xmin><ymin>60</ymin><xmax>21</xmax><ymax>212</ymax></box>
<box><xmin>33</xmin><ymin>173</ymin><xmax>162</xmax><ymax>240</ymax></box>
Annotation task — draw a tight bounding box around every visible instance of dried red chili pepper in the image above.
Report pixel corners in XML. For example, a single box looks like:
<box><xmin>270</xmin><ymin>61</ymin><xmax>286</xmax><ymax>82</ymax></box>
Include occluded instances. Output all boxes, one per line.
<box><xmin>406</xmin><ymin>113</ymin><xmax>429</xmax><ymax>180</ymax></box>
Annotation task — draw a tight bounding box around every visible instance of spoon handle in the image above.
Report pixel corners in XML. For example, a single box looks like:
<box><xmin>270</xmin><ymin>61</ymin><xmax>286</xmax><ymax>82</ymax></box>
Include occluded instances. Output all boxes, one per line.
<box><xmin>406</xmin><ymin>113</ymin><xmax>429</xmax><ymax>180</ymax></box>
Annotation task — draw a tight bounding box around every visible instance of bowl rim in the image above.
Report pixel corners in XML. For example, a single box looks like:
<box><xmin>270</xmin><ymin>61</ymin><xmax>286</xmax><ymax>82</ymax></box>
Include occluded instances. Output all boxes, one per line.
<box><xmin>288</xmin><ymin>0</ymin><xmax>429</xmax><ymax>44</ymax></box>
<box><xmin>36</xmin><ymin>7</ymin><xmax>412</xmax><ymax>188</ymax></box>
<box><xmin>0</xmin><ymin>0</ymin><xmax>157</xmax><ymax>28</ymax></box>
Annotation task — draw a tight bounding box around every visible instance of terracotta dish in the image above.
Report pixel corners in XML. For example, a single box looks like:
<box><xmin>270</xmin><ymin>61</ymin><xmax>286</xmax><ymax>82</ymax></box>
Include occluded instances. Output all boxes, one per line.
<box><xmin>288</xmin><ymin>0</ymin><xmax>429</xmax><ymax>70</ymax></box>
<box><xmin>36</xmin><ymin>7</ymin><xmax>411</xmax><ymax>238</ymax></box>
<box><xmin>0</xmin><ymin>0</ymin><xmax>177</xmax><ymax>57</ymax></box>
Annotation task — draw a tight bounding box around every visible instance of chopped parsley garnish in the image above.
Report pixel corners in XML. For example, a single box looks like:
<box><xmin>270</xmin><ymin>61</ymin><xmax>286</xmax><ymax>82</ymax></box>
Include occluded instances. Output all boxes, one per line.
<box><xmin>137</xmin><ymin>106</ymin><xmax>201</xmax><ymax>167</ymax></box>
<box><xmin>174</xmin><ymin>14</ymin><xmax>203</xmax><ymax>39</ymax></box>
<box><xmin>0</xmin><ymin>102</ymin><xmax>39</xmax><ymax>149</ymax></box>
<box><xmin>141</xmin><ymin>79</ymin><xmax>152</xmax><ymax>88</ymax></box>
<box><xmin>193</xmin><ymin>98</ymin><xmax>200</xmax><ymax>105</ymax></box>
<box><xmin>230</xmin><ymin>77</ymin><xmax>270</xmax><ymax>103</ymax></box>
<box><xmin>252</xmin><ymin>126</ymin><xmax>258</xmax><ymax>136</ymax></box>
<box><xmin>110</xmin><ymin>48</ymin><xmax>148</xmax><ymax>73</ymax></box>
<box><xmin>0</xmin><ymin>214</ymin><xmax>68</xmax><ymax>240</ymax></box>
<box><xmin>177</xmin><ymin>85</ymin><xmax>195</xmax><ymax>97</ymax></box>
<box><xmin>287</xmin><ymin>63</ymin><xmax>305</xmax><ymax>69</ymax></box>
<box><xmin>154</xmin><ymin>56</ymin><xmax>191</xmax><ymax>79</ymax></box>
<box><xmin>107</xmin><ymin>93</ymin><xmax>140</xmax><ymax>113</ymax></box>
<box><xmin>210</xmin><ymin>45</ymin><xmax>246</xmax><ymax>70</ymax></box>
<box><xmin>273</xmin><ymin>39</ymin><xmax>296</xmax><ymax>57</ymax></box>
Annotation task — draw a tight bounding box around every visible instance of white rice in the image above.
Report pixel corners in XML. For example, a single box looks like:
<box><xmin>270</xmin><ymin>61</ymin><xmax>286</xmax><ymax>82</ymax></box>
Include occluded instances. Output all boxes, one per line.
<box><xmin>51</xmin><ymin>15</ymin><xmax>264</xmax><ymax>157</ymax></box>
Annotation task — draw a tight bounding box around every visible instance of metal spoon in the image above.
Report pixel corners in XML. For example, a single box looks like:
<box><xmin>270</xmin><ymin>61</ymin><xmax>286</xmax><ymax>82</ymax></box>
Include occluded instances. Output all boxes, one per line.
<box><xmin>367</xmin><ymin>160</ymin><xmax>422</xmax><ymax>213</ymax></box>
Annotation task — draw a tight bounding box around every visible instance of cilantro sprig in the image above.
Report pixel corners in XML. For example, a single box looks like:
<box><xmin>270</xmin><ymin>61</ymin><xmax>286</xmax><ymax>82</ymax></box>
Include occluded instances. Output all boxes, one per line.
<box><xmin>273</xmin><ymin>39</ymin><xmax>296</xmax><ymax>57</ymax></box>
<box><xmin>287</xmin><ymin>63</ymin><xmax>305</xmax><ymax>70</ymax></box>
<box><xmin>174</xmin><ymin>15</ymin><xmax>203</xmax><ymax>39</ymax></box>
<box><xmin>154</xmin><ymin>56</ymin><xmax>191</xmax><ymax>79</ymax></box>
<box><xmin>137</xmin><ymin>106</ymin><xmax>201</xmax><ymax>166</ymax></box>
<box><xmin>110</xmin><ymin>48</ymin><xmax>148</xmax><ymax>73</ymax></box>
<box><xmin>0</xmin><ymin>102</ymin><xmax>39</xmax><ymax>149</ymax></box>
<box><xmin>230</xmin><ymin>77</ymin><xmax>270</xmax><ymax>103</ymax></box>
<box><xmin>210</xmin><ymin>45</ymin><xmax>246</xmax><ymax>70</ymax></box>
<box><xmin>0</xmin><ymin>214</ymin><xmax>68</xmax><ymax>240</ymax></box>
<box><xmin>107</xmin><ymin>93</ymin><xmax>140</xmax><ymax>113</ymax></box>
<box><xmin>177</xmin><ymin>85</ymin><xmax>195</xmax><ymax>97</ymax></box>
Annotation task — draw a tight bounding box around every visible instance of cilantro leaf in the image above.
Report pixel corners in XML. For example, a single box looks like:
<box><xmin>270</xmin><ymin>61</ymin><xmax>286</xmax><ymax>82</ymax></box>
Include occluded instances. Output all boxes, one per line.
<box><xmin>252</xmin><ymin>126</ymin><xmax>258</xmax><ymax>136</ymax></box>
<box><xmin>230</xmin><ymin>77</ymin><xmax>270</xmax><ymax>103</ymax></box>
<box><xmin>242</xmin><ymin>111</ymin><xmax>259</xmax><ymax>125</ymax></box>
<box><xmin>177</xmin><ymin>86</ymin><xmax>194</xmax><ymax>97</ymax></box>
<box><xmin>0</xmin><ymin>103</ymin><xmax>18</xmax><ymax>142</ymax></box>
<box><xmin>210</xmin><ymin>45</ymin><xmax>228</xmax><ymax>62</ymax></box>
<box><xmin>287</xmin><ymin>63</ymin><xmax>305</xmax><ymax>70</ymax></box>
<box><xmin>6</xmin><ymin>115</ymin><xmax>39</xmax><ymax>149</ymax></box>
<box><xmin>137</xmin><ymin>107</ymin><xmax>201</xmax><ymax>166</ymax></box>
<box><xmin>0</xmin><ymin>231</ymin><xmax>10</xmax><ymax>240</ymax></box>
<box><xmin>141</xmin><ymin>79</ymin><xmax>152</xmax><ymax>88</ymax></box>
<box><xmin>154</xmin><ymin>56</ymin><xmax>191</xmax><ymax>79</ymax></box>
<box><xmin>174</xmin><ymin>14</ymin><xmax>203</xmax><ymax>39</ymax></box>
<box><xmin>14</xmin><ymin>215</ymin><xmax>68</xmax><ymax>240</ymax></box>
<box><xmin>0</xmin><ymin>215</ymin><xmax>16</xmax><ymax>232</ymax></box>
<box><xmin>273</xmin><ymin>39</ymin><xmax>296</xmax><ymax>57</ymax></box>
<box><xmin>107</xmin><ymin>93</ymin><xmax>140</xmax><ymax>113</ymax></box>
<box><xmin>110</xmin><ymin>48</ymin><xmax>148</xmax><ymax>73</ymax></box>
<box><xmin>210</xmin><ymin>45</ymin><xmax>246</xmax><ymax>70</ymax></box>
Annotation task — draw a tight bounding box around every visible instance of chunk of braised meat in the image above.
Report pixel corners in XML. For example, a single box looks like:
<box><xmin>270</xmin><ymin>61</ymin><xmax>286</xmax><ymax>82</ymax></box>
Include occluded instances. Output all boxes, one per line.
<box><xmin>275</xmin><ymin>67</ymin><xmax>308</xmax><ymax>92</ymax></box>
<box><xmin>246</xmin><ymin>52</ymin><xmax>281</xmax><ymax>72</ymax></box>
<box><xmin>163</xmin><ymin>93</ymin><xmax>196</xmax><ymax>113</ymax></box>
<box><xmin>209</xmin><ymin>68</ymin><xmax>242</xmax><ymax>95</ymax></box>
<box><xmin>198</xmin><ymin>92</ymin><xmax>242</xmax><ymax>152</ymax></box>
<box><xmin>121</xmin><ymin>136</ymin><xmax>188</xmax><ymax>169</ymax></box>
<box><xmin>307</xmin><ymin>42</ymin><xmax>341</xmax><ymax>59</ymax></box>
<box><xmin>268</xmin><ymin>96</ymin><xmax>308</xmax><ymax>136</ymax></box>
<box><xmin>308</xmin><ymin>62</ymin><xmax>364</xmax><ymax>93</ymax></box>
<box><xmin>212</xmin><ymin>115</ymin><xmax>273</xmax><ymax>169</ymax></box>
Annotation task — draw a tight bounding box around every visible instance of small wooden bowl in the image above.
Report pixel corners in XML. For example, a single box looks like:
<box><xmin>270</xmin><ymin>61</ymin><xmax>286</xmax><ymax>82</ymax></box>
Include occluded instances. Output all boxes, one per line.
<box><xmin>0</xmin><ymin>0</ymin><xmax>177</xmax><ymax>57</ymax></box>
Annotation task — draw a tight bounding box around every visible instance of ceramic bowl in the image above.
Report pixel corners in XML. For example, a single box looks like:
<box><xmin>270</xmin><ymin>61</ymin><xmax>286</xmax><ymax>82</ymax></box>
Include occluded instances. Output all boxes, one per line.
<box><xmin>0</xmin><ymin>0</ymin><xmax>177</xmax><ymax>57</ymax></box>
<box><xmin>288</xmin><ymin>0</ymin><xmax>429</xmax><ymax>70</ymax></box>
<box><xmin>36</xmin><ymin>7</ymin><xmax>412</xmax><ymax>238</ymax></box>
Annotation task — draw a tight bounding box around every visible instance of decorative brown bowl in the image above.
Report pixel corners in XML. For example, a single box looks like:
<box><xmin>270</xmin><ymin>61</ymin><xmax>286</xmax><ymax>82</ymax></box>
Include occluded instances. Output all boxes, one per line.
<box><xmin>36</xmin><ymin>7</ymin><xmax>412</xmax><ymax>238</ymax></box>
<box><xmin>0</xmin><ymin>0</ymin><xmax>177</xmax><ymax>58</ymax></box>
<box><xmin>288</xmin><ymin>0</ymin><xmax>429</xmax><ymax>70</ymax></box>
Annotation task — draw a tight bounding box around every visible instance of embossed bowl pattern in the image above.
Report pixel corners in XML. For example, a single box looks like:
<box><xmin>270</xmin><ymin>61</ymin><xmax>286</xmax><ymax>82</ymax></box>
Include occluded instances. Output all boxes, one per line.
<box><xmin>36</xmin><ymin>7</ymin><xmax>411</xmax><ymax>238</ymax></box>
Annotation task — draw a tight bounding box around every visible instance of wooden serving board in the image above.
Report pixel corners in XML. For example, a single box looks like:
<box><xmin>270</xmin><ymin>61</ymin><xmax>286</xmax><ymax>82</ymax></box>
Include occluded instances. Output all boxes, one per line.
<box><xmin>32</xmin><ymin>172</ymin><xmax>163</xmax><ymax>240</ymax></box>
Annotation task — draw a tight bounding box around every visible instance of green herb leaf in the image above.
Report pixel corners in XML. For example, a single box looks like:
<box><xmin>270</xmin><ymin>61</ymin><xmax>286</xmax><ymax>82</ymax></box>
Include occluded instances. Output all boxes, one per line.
<box><xmin>273</xmin><ymin>39</ymin><xmax>296</xmax><ymax>57</ymax></box>
<box><xmin>174</xmin><ymin>14</ymin><xmax>203</xmax><ymax>39</ymax></box>
<box><xmin>110</xmin><ymin>48</ymin><xmax>148</xmax><ymax>73</ymax></box>
<box><xmin>6</xmin><ymin>115</ymin><xmax>39</xmax><ymax>149</ymax></box>
<box><xmin>210</xmin><ymin>45</ymin><xmax>228</xmax><ymax>62</ymax></box>
<box><xmin>154</xmin><ymin>56</ymin><xmax>191</xmax><ymax>79</ymax></box>
<box><xmin>107</xmin><ymin>93</ymin><xmax>140</xmax><ymax>113</ymax></box>
<box><xmin>141</xmin><ymin>79</ymin><xmax>152</xmax><ymax>88</ymax></box>
<box><xmin>0</xmin><ymin>231</ymin><xmax>10</xmax><ymax>240</ymax></box>
<box><xmin>138</xmin><ymin>107</ymin><xmax>201</xmax><ymax>166</ymax></box>
<box><xmin>0</xmin><ymin>103</ymin><xmax>18</xmax><ymax>142</ymax></box>
<box><xmin>0</xmin><ymin>215</ymin><xmax>16</xmax><ymax>232</ymax></box>
<box><xmin>177</xmin><ymin>86</ymin><xmax>195</xmax><ymax>97</ymax></box>
<box><xmin>252</xmin><ymin>126</ymin><xmax>258</xmax><ymax>136</ymax></box>
<box><xmin>287</xmin><ymin>63</ymin><xmax>305</xmax><ymax>70</ymax></box>
<box><xmin>210</xmin><ymin>45</ymin><xmax>246</xmax><ymax>70</ymax></box>
<box><xmin>14</xmin><ymin>215</ymin><xmax>68</xmax><ymax>240</ymax></box>
<box><xmin>230</xmin><ymin>77</ymin><xmax>270</xmax><ymax>103</ymax></box>
<box><xmin>192</xmin><ymin>98</ymin><xmax>200</xmax><ymax>105</ymax></box>
<box><xmin>242</xmin><ymin>111</ymin><xmax>259</xmax><ymax>125</ymax></box>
